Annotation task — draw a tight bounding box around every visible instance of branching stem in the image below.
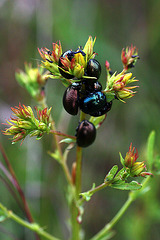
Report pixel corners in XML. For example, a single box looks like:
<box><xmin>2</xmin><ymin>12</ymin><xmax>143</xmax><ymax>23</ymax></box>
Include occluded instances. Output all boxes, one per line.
<box><xmin>0</xmin><ymin>203</ymin><xmax>60</xmax><ymax>240</ymax></box>
<box><xmin>90</xmin><ymin>176</ymin><xmax>151</xmax><ymax>240</ymax></box>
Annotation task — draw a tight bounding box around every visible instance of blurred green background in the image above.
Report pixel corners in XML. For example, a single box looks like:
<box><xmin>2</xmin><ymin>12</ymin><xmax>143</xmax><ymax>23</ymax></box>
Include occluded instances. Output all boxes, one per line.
<box><xmin>0</xmin><ymin>0</ymin><xmax>160</xmax><ymax>239</ymax></box>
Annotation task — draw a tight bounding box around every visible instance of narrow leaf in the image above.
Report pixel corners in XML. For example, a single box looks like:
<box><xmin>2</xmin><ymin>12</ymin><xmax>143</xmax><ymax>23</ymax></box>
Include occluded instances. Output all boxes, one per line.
<box><xmin>104</xmin><ymin>165</ymin><xmax>118</xmax><ymax>182</ymax></box>
<box><xmin>111</xmin><ymin>180</ymin><xmax>142</xmax><ymax>191</ymax></box>
<box><xmin>115</xmin><ymin>168</ymin><xmax>125</xmax><ymax>178</ymax></box>
<box><xmin>80</xmin><ymin>183</ymin><xmax>96</xmax><ymax>202</ymax></box>
<box><xmin>59</xmin><ymin>138</ymin><xmax>76</xmax><ymax>144</ymax></box>
<box><xmin>0</xmin><ymin>209</ymin><xmax>8</xmax><ymax>222</ymax></box>
<box><xmin>147</xmin><ymin>130</ymin><xmax>155</xmax><ymax>170</ymax></box>
<box><xmin>119</xmin><ymin>152</ymin><xmax>125</xmax><ymax>168</ymax></box>
<box><xmin>89</xmin><ymin>115</ymin><xmax>106</xmax><ymax>129</ymax></box>
<box><xmin>48</xmin><ymin>150</ymin><xmax>61</xmax><ymax>162</ymax></box>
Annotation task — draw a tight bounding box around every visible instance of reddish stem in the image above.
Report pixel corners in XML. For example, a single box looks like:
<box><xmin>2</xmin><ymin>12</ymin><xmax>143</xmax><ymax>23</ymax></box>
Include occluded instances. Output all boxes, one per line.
<box><xmin>0</xmin><ymin>143</ymin><xmax>40</xmax><ymax>240</ymax></box>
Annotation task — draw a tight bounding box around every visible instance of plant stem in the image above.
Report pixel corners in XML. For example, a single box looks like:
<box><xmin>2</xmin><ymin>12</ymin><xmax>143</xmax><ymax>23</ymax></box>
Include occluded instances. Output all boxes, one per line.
<box><xmin>75</xmin><ymin>146</ymin><xmax>82</xmax><ymax>198</ymax></box>
<box><xmin>90</xmin><ymin>176</ymin><xmax>151</xmax><ymax>240</ymax></box>
<box><xmin>80</xmin><ymin>182</ymin><xmax>109</xmax><ymax>204</ymax></box>
<box><xmin>0</xmin><ymin>203</ymin><xmax>60</xmax><ymax>240</ymax></box>
<box><xmin>39</xmin><ymin>97</ymin><xmax>63</xmax><ymax>158</ymax></box>
<box><xmin>91</xmin><ymin>195</ymin><xmax>133</xmax><ymax>240</ymax></box>
<box><xmin>70</xmin><ymin>111</ymin><xmax>84</xmax><ymax>240</ymax></box>
<box><xmin>70</xmin><ymin>146</ymin><xmax>82</xmax><ymax>240</ymax></box>
<box><xmin>0</xmin><ymin>144</ymin><xmax>40</xmax><ymax>240</ymax></box>
<box><xmin>50</xmin><ymin>130</ymin><xmax>76</xmax><ymax>140</ymax></box>
<box><xmin>39</xmin><ymin>97</ymin><xmax>72</xmax><ymax>186</ymax></box>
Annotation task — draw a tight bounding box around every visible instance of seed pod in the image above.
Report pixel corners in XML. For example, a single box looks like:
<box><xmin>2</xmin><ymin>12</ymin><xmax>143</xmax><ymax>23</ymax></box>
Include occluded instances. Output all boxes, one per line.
<box><xmin>86</xmin><ymin>59</ymin><xmax>101</xmax><ymax>80</ymax></box>
<box><xmin>76</xmin><ymin>120</ymin><xmax>96</xmax><ymax>147</ymax></box>
<box><xmin>63</xmin><ymin>83</ymin><xmax>81</xmax><ymax>115</ymax></box>
<box><xmin>58</xmin><ymin>50</ymin><xmax>74</xmax><ymax>79</ymax></box>
<box><xmin>79</xmin><ymin>91</ymin><xmax>107</xmax><ymax>116</ymax></box>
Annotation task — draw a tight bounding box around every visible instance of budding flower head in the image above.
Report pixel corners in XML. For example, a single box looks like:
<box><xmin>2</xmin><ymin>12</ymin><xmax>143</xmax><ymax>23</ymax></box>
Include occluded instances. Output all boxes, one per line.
<box><xmin>15</xmin><ymin>63</ymin><xmax>49</xmax><ymax>101</ymax></box>
<box><xmin>38</xmin><ymin>41</ymin><xmax>62</xmax><ymax>78</ymax></box>
<box><xmin>58</xmin><ymin>36</ymin><xmax>97</xmax><ymax>80</ymax></box>
<box><xmin>124</xmin><ymin>143</ymin><xmax>138</xmax><ymax>168</ymax></box>
<box><xmin>121</xmin><ymin>45</ymin><xmax>140</xmax><ymax>71</ymax></box>
<box><xmin>2</xmin><ymin>104</ymin><xmax>52</xmax><ymax>144</ymax></box>
<box><xmin>104</xmin><ymin>71</ymin><xmax>139</xmax><ymax>102</ymax></box>
<box><xmin>83</xmin><ymin>36</ymin><xmax>96</xmax><ymax>61</ymax></box>
<box><xmin>38</xmin><ymin>36</ymin><xmax>97</xmax><ymax>82</ymax></box>
<box><xmin>124</xmin><ymin>143</ymin><xmax>152</xmax><ymax>177</ymax></box>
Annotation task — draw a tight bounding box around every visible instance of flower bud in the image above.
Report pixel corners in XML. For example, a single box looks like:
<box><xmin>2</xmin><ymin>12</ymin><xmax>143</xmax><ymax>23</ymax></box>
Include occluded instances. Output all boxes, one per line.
<box><xmin>130</xmin><ymin>162</ymin><xmax>146</xmax><ymax>177</ymax></box>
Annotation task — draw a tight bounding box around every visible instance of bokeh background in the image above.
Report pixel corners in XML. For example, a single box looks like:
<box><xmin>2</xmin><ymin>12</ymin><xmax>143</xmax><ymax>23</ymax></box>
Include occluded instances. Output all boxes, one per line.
<box><xmin>0</xmin><ymin>0</ymin><xmax>160</xmax><ymax>239</ymax></box>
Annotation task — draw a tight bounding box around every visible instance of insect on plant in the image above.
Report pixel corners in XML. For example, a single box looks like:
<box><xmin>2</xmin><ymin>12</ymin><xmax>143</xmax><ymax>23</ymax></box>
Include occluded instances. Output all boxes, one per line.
<box><xmin>1</xmin><ymin>36</ymin><xmax>155</xmax><ymax>240</ymax></box>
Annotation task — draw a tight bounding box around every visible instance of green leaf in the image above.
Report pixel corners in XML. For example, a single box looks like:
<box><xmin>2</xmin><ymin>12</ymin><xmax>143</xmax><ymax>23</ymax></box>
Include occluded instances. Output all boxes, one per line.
<box><xmin>77</xmin><ymin>206</ymin><xmax>84</xmax><ymax>224</ymax></box>
<box><xmin>154</xmin><ymin>155</ymin><xmax>160</xmax><ymax>175</ymax></box>
<box><xmin>115</xmin><ymin>168</ymin><xmax>125</xmax><ymax>178</ymax></box>
<box><xmin>111</xmin><ymin>180</ymin><xmax>142</xmax><ymax>191</ymax></box>
<box><xmin>104</xmin><ymin>92</ymin><xmax>115</xmax><ymax>102</ymax></box>
<box><xmin>59</xmin><ymin>138</ymin><xmax>76</xmax><ymax>144</ymax></box>
<box><xmin>59</xmin><ymin>78</ymin><xmax>71</xmax><ymax>87</ymax></box>
<box><xmin>119</xmin><ymin>152</ymin><xmax>125</xmax><ymax>168</ymax></box>
<box><xmin>104</xmin><ymin>165</ymin><xmax>118</xmax><ymax>182</ymax></box>
<box><xmin>48</xmin><ymin>149</ymin><xmax>61</xmax><ymax>162</ymax></box>
<box><xmin>147</xmin><ymin>130</ymin><xmax>155</xmax><ymax>170</ymax></box>
<box><xmin>89</xmin><ymin>115</ymin><xmax>106</xmax><ymax>129</ymax></box>
<box><xmin>0</xmin><ymin>210</ymin><xmax>8</xmax><ymax>222</ymax></box>
<box><xmin>80</xmin><ymin>183</ymin><xmax>96</xmax><ymax>202</ymax></box>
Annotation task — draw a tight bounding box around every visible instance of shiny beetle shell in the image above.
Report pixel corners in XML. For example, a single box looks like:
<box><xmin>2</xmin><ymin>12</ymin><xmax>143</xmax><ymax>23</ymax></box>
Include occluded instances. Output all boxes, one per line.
<box><xmin>76</xmin><ymin>120</ymin><xmax>96</xmax><ymax>147</ymax></box>
<box><xmin>86</xmin><ymin>59</ymin><xmax>101</xmax><ymax>80</ymax></box>
<box><xmin>90</xmin><ymin>101</ymin><xmax>113</xmax><ymax>117</ymax></box>
<box><xmin>79</xmin><ymin>91</ymin><xmax>107</xmax><ymax>116</ymax></box>
<box><xmin>63</xmin><ymin>83</ymin><xmax>81</xmax><ymax>115</ymax></box>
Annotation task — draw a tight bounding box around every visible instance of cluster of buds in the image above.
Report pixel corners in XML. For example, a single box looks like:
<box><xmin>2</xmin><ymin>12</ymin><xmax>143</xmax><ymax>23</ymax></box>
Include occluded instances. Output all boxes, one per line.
<box><xmin>124</xmin><ymin>143</ymin><xmax>152</xmax><ymax>177</ymax></box>
<box><xmin>38</xmin><ymin>36</ymin><xmax>96</xmax><ymax>81</ymax></box>
<box><xmin>2</xmin><ymin>104</ymin><xmax>52</xmax><ymax>144</ymax></box>
<box><xmin>121</xmin><ymin>45</ymin><xmax>140</xmax><ymax>71</ymax></box>
<box><xmin>15</xmin><ymin>63</ymin><xmax>49</xmax><ymax>101</ymax></box>
<box><xmin>104</xmin><ymin>71</ymin><xmax>139</xmax><ymax>102</ymax></box>
<box><xmin>38</xmin><ymin>41</ymin><xmax>62</xmax><ymax>79</ymax></box>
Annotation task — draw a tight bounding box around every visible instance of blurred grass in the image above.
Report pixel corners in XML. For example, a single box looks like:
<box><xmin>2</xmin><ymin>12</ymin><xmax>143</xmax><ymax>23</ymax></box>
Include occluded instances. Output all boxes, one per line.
<box><xmin>0</xmin><ymin>0</ymin><xmax>160</xmax><ymax>239</ymax></box>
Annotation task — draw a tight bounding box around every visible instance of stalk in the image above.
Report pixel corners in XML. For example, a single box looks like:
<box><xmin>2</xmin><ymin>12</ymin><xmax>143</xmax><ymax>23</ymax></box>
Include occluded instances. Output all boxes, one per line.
<box><xmin>0</xmin><ymin>203</ymin><xmax>60</xmax><ymax>240</ymax></box>
<box><xmin>39</xmin><ymin>96</ymin><xmax>72</xmax><ymax>186</ymax></box>
<box><xmin>70</xmin><ymin>111</ymin><xmax>84</xmax><ymax>240</ymax></box>
<box><xmin>90</xmin><ymin>176</ymin><xmax>151</xmax><ymax>240</ymax></box>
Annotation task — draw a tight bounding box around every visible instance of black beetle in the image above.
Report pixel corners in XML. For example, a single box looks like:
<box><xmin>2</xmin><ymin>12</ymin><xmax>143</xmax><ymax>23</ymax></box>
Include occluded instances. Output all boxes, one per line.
<box><xmin>85</xmin><ymin>59</ymin><xmax>101</xmax><ymax>80</ymax></box>
<box><xmin>76</xmin><ymin>120</ymin><xmax>96</xmax><ymax>147</ymax></box>
<box><xmin>79</xmin><ymin>91</ymin><xmax>107</xmax><ymax>116</ymax></box>
<box><xmin>90</xmin><ymin>101</ymin><xmax>113</xmax><ymax>117</ymax></box>
<box><xmin>63</xmin><ymin>82</ymin><xmax>81</xmax><ymax>115</ymax></box>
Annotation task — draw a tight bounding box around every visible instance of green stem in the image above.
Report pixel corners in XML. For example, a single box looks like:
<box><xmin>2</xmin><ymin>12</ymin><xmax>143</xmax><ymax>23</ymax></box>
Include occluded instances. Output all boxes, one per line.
<box><xmin>39</xmin><ymin>97</ymin><xmax>72</xmax><ymax>186</ymax></box>
<box><xmin>70</xmin><ymin>146</ymin><xmax>82</xmax><ymax>240</ymax></box>
<box><xmin>80</xmin><ymin>182</ymin><xmax>109</xmax><ymax>204</ymax></box>
<box><xmin>91</xmin><ymin>195</ymin><xmax>133</xmax><ymax>240</ymax></box>
<box><xmin>70</xmin><ymin>111</ymin><xmax>84</xmax><ymax>240</ymax></box>
<box><xmin>0</xmin><ymin>203</ymin><xmax>60</xmax><ymax>240</ymax></box>
<box><xmin>75</xmin><ymin>146</ymin><xmax>82</xmax><ymax>198</ymax></box>
<box><xmin>90</xmin><ymin>176</ymin><xmax>151</xmax><ymax>240</ymax></box>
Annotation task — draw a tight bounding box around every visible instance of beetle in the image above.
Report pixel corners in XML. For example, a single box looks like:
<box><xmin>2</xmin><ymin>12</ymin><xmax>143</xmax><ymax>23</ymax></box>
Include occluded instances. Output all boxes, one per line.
<box><xmin>76</xmin><ymin>120</ymin><xmax>96</xmax><ymax>147</ymax></box>
<box><xmin>79</xmin><ymin>91</ymin><xmax>107</xmax><ymax>116</ymax></box>
<box><xmin>63</xmin><ymin>82</ymin><xmax>81</xmax><ymax>115</ymax></box>
<box><xmin>85</xmin><ymin>59</ymin><xmax>101</xmax><ymax>80</ymax></box>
